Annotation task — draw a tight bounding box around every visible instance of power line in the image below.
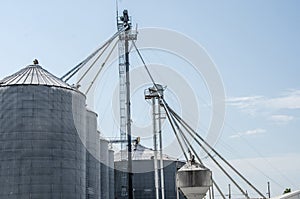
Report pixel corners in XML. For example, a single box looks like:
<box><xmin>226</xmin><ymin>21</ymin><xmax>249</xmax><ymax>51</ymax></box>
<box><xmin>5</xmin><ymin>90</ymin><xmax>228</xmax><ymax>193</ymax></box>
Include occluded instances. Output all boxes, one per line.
<box><xmin>132</xmin><ymin>41</ymin><xmax>267</xmax><ymax>199</ymax></box>
<box><xmin>61</xmin><ymin>27</ymin><xmax>126</xmax><ymax>81</ymax></box>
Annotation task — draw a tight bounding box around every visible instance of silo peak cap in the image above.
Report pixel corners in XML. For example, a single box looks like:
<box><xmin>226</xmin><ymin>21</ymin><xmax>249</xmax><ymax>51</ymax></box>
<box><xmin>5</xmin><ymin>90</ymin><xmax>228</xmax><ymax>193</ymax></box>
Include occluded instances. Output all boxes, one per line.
<box><xmin>0</xmin><ymin>63</ymin><xmax>72</xmax><ymax>89</ymax></box>
<box><xmin>33</xmin><ymin>59</ymin><xmax>39</xmax><ymax>65</ymax></box>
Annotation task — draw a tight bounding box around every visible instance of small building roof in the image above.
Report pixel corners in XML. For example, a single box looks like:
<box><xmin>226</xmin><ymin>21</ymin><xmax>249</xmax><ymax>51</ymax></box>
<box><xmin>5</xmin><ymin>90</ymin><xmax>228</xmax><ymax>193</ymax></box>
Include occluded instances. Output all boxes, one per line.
<box><xmin>114</xmin><ymin>143</ymin><xmax>180</xmax><ymax>162</ymax></box>
<box><xmin>271</xmin><ymin>190</ymin><xmax>300</xmax><ymax>199</ymax></box>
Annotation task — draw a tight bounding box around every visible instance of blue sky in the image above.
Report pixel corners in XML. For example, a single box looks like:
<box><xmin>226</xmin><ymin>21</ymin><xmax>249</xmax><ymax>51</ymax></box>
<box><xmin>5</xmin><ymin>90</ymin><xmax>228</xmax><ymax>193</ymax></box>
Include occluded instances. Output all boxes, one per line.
<box><xmin>0</xmin><ymin>0</ymin><xmax>299</xmax><ymax>197</ymax></box>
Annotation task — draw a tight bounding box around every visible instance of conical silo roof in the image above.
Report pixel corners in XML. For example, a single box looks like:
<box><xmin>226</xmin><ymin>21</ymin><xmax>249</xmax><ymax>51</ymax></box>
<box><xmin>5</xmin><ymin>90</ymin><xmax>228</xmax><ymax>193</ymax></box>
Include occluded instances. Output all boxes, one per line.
<box><xmin>114</xmin><ymin>143</ymin><xmax>179</xmax><ymax>161</ymax></box>
<box><xmin>0</xmin><ymin>63</ymin><xmax>72</xmax><ymax>89</ymax></box>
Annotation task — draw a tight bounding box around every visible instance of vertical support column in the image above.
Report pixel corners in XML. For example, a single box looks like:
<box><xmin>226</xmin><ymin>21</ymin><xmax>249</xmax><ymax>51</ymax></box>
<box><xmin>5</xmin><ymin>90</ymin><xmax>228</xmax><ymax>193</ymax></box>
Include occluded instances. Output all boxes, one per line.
<box><xmin>145</xmin><ymin>84</ymin><xmax>165</xmax><ymax>199</ymax></box>
<box><xmin>117</xmin><ymin>9</ymin><xmax>137</xmax><ymax>199</ymax></box>
<box><xmin>153</xmin><ymin>98</ymin><xmax>159</xmax><ymax>199</ymax></box>
<box><xmin>117</xmin><ymin>13</ymin><xmax>128</xmax><ymax>199</ymax></box>
<box><xmin>176</xmin><ymin>170</ymin><xmax>180</xmax><ymax>199</ymax></box>
<box><xmin>267</xmin><ymin>181</ymin><xmax>271</xmax><ymax>198</ymax></box>
<box><xmin>125</xmin><ymin>24</ymin><xmax>133</xmax><ymax>199</ymax></box>
<box><xmin>209</xmin><ymin>186</ymin><xmax>212</xmax><ymax>199</ymax></box>
<box><xmin>228</xmin><ymin>184</ymin><xmax>231</xmax><ymax>199</ymax></box>
<box><xmin>158</xmin><ymin>98</ymin><xmax>165</xmax><ymax>199</ymax></box>
<box><xmin>211</xmin><ymin>179</ymin><xmax>215</xmax><ymax>199</ymax></box>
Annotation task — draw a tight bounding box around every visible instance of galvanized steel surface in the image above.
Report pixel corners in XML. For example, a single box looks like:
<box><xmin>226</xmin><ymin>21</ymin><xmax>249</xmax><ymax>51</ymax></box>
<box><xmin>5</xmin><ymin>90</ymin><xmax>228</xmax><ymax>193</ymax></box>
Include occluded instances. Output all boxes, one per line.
<box><xmin>108</xmin><ymin>149</ymin><xmax>115</xmax><ymax>199</ymax></box>
<box><xmin>114</xmin><ymin>160</ymin><xmax>185</xmax><ymax>199</ymax></box>
<box><xmin>177</xmin><ymin>162</ymin><xmax>212</xmax><ymax>199</ymax></box>
<box><xmin>86</xmin><ymin>110</ymin><xmax>100</xmax><ymax>199</ymax></box>
<box><xmin>100</xmin><ymin>139</ymin><xmax>109</xmax><ymax>199</ymax></box>
<box><xmin>114</xmin><ymin>144</ymin><xmax>178</xmax><ymax>162</ymax></box>
<box><xmin>0</xmin><ymin>65</ymin><xmax>72</xmax><ymax>89</ymax></box>
<box><xmin>0</xmin><ymin>85</ymin><xmax>87</xmax><ymax>199</ymax></box>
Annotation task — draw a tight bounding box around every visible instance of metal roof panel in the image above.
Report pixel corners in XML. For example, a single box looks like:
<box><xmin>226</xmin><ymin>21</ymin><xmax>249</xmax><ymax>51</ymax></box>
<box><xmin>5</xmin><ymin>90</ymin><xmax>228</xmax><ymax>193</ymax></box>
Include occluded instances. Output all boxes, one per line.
<box><xmin>0</xmin><ymin>64</ymin><xmax>72</xmax><ymax>89</ymax></box>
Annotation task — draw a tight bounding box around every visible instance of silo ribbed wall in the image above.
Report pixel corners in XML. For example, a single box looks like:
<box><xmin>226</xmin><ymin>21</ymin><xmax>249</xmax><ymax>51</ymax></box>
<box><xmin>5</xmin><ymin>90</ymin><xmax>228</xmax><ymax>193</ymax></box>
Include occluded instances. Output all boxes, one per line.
<box><xmin>100</xmin><ymin>139</ymin><xmax>109</xmax><ymax>199</ymax></box>
<box><xmin>86</xmin><ymin>110</ymin><xmax>100</xmax><ymax>199</ymax></box>
<box><xmin>0</xmin><ymin>85</ymin><xmax>86</xmax><ymax>199</ymax></box>
<box><xmin>108</xmin><ymin>149</ymin><xmax>115</xmax><ymax>199</ymax></box>
<box><xmin>114</xmin><ymin>160</ymin><xmax>185</xmax><ymax>199</ymax></box>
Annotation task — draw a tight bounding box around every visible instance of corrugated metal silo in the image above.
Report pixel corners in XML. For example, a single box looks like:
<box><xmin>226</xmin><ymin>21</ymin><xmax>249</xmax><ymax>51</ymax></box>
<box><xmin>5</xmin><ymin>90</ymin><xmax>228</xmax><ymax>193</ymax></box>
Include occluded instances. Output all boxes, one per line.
<box><xmin>100</xmin><ymin>138</ymin><xmax>109</xmax><ymax>199</ymax></box>
<box><xmin>0</xmin><ymin>64</ymin><xmax>87</xmax><ymax>199</ymax></box>
<box><xmin>108</xmin><ymin>149</ymin><xmax>115</xmax><ymax>199</ymax></box>
<box><xmin>114</xmin><ymin>144</ymin><xmax>185</xmax><ymax>199</ymax></box>
<box><xmin>86</xmin><ymin>110</ymin><xmax>100</xmax><ymax>199</ymax></box>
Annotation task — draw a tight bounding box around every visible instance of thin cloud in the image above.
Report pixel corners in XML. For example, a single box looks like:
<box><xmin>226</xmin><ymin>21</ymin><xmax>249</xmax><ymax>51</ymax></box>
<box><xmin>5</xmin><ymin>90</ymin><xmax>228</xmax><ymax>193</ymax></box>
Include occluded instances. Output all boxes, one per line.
<box><xmin>269</xmin><ymin>114</ymin><xmax>294</xmax><ymax>124</ymax></box>
<box><xmin>227</xmin><ymin>89</ymin><xmax>300</xmax><ymax>119</ymax></box>
<box><xmin>230</xmin><ymin>128</ymin><xmax>266</xmax><ymax>138</ymax></box>
<box><xmin>266</xmin><ymin>90</ymin><xmax>300</xmax><ymax>110</ymax></box>
<box><xmin>227</xmin><ymin>95</ymin><xmax>265</xmax><ymax>116</ymax></box>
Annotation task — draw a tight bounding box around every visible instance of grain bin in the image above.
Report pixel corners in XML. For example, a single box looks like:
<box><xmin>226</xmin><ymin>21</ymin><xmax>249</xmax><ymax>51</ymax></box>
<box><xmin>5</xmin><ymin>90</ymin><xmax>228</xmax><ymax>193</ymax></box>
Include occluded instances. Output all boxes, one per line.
<box><xmin>108</xmin><ymin>149</ymin><xmax>115</xmax><ymax>199</ymax></box>
<box><xmin>114</xmin><ymin>144</ymin><xmax>185</xmax><ymax>199</ymax></box>
<box><xmin>100</xmin><ymin>138</ymin><xmax>109</xmax><ymax>199</ymax></box>
<box><xmin>0</xmin><ymin>64</ymin><xmax>87</xmax><ymax>199</ymax></box>
<box><xmin>86</xmin><ymin>110</ymin><xmax>100</xmax><ymax>199</ymax></box>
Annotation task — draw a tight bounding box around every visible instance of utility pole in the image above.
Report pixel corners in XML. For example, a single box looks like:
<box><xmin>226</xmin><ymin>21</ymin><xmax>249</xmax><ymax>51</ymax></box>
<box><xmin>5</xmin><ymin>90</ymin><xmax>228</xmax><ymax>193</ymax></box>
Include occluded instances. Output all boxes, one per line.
<box><xmin>267</xmin><ymin>182</ymin><xmax>271</xmax><ymax>198</ymax></box>
<box><xmin>228</xmin><ymin>184</ymin><xmax>231</xmax><ymax>199</ymax></box>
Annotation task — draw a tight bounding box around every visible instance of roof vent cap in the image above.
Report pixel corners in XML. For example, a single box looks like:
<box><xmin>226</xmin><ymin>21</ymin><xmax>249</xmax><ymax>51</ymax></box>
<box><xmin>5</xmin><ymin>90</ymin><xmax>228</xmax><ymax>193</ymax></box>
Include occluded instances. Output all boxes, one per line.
<box><xmin>33</xmin><ymin>59</ymin><xmax>39</xmax><ymax>65</ymax></box>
